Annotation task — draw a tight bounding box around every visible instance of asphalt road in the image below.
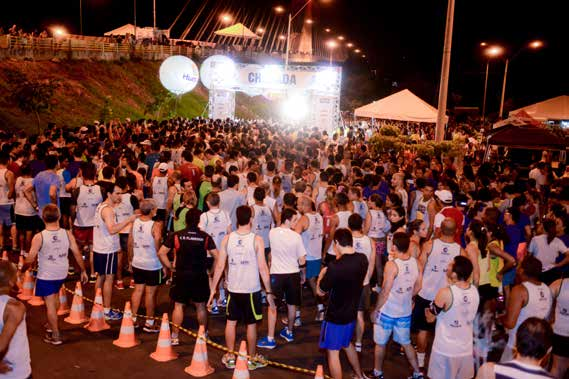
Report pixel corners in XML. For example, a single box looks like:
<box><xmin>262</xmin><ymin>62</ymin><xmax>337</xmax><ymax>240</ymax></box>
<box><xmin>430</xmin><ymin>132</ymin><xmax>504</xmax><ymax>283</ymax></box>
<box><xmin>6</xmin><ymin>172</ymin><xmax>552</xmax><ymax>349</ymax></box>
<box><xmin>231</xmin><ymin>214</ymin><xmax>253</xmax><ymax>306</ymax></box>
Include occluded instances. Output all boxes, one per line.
<box><xmin>25</xmin><ymin>280</ymin><xmax>414</xmax><ymax>379</ymax></box>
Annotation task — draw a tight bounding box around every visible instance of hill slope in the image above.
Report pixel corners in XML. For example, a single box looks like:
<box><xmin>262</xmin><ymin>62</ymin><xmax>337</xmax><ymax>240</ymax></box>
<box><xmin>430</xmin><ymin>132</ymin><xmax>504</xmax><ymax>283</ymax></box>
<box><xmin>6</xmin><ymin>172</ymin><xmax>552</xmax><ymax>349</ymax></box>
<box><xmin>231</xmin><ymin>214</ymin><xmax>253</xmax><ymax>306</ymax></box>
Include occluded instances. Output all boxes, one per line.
<box><xmin>0</xmin><ymin>59</ymin><xmax>275</xmax><ymax>133</ymax></box>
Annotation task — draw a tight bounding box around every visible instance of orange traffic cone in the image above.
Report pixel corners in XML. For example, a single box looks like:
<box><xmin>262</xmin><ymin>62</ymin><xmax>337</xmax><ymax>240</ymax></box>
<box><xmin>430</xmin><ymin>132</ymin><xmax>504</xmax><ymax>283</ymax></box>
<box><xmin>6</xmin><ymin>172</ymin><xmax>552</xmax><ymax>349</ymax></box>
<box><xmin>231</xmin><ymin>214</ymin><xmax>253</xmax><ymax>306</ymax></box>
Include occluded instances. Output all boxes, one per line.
<box><xmin>17</xmin><ymin>270</ymin><xmax>34</xmax><ymax>301</ymax></box>
<box><xmin>113</xmin><ymin>301</ymin><xmax>140</xmax><ymax>348</ymax></box>
<box><xmin>150</xmin><ymin>313</ymin><xmax>178</xmax><ymax>362</ymax></box>
<box><xmin>184</xmin><ymin>325</ymin><xmax>214</xmax><ymax>377</ymax></box>
<box><xmin>84</xmin><ymin>288</ymin><xmax>110</xmax><ymax>332</ymax></box>
<box><xmin>56</xmin><ymin>286</ymin><xmax>70</xmax><ymax>316</ymax></box>
<box><xmin>232</xmin><ymin>341</ymin><xmax>250</xmax><ymax>379</ymax></box>
<box><xmin>28</xmin><ymin>283</ymin><xmax>45</xmax><ymax>306</ymax></box>
<box><xmin>314</xmin><ymin>364</ymin><xmax>324</xmax><ymax>379</ymax></box>
<box><xmin>1</xmin><ymin>251</ymin><xmax>8</xmax><ymax>261</ymax></box>
<box><xmin>64</xmin><ymin>282</ymin><xmax>89</xmax><ymax>324</ymax></box>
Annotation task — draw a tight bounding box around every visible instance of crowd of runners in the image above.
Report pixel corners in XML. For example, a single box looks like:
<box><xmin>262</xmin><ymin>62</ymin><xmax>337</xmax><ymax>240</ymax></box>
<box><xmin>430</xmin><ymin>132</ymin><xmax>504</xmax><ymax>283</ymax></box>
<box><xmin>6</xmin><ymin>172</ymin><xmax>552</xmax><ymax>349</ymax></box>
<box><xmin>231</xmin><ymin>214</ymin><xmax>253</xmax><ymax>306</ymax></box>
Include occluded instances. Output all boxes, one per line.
<box><xmin>0</xmin><ymin>117</ymin><xmax>568</xmax><ymax>379</ymax></box>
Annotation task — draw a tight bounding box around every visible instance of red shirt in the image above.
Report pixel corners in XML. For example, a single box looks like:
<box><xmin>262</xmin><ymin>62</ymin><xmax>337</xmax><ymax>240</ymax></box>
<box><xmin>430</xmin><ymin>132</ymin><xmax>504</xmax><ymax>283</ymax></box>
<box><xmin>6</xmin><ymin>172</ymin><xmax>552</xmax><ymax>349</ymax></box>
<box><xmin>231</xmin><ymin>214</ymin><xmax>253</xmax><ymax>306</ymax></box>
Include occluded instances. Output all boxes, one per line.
<box><xmin>440</xmin><ymin>207</ymin><xmax>464</xmax><ymax>245</ymax></box>
<box><xmin>179</xmin><ymin>162</ymin><xmax>202</xmax><ymax>191</ymax></box>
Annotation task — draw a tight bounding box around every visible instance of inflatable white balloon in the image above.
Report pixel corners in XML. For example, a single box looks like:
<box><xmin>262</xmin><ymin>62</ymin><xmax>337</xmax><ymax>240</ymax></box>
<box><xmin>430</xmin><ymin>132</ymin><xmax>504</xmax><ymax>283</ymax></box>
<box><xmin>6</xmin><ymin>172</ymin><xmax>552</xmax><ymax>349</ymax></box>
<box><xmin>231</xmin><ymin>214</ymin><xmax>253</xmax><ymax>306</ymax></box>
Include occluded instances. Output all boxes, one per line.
<box><xmin>199</xmin><ymin>55</ymin><xmax>237</xmax><ymax>90</ymax></box>
<box><xmin>159</xmin><ymin>55</ymin><xmax>199</xmax><ymax>95</ymax></box>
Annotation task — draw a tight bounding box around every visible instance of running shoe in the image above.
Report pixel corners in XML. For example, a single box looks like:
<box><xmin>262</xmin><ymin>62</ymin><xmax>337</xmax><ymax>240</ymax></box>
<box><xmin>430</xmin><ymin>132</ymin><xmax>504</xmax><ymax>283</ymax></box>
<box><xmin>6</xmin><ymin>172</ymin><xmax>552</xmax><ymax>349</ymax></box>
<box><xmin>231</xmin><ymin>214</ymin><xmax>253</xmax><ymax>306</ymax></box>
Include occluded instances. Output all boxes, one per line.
<box><xmin>366</xmin><ymin>371</ymin><xmax>384</xmax><ymax>379</ymax></box>
<box><xmin>408</xmin><ymin>373</ymin><xmax>424</xmax><ymax>379</ymax></box>
<box><xmin>220</xmin><ymin>298</ymin><xmax>228</xmax><ymax>308</ymax></box>
<box><xmin>104</xmin><ymin>309</ymin><xmax>123</xmax><ymax>321</ymax></box>
<box><xmin>355</xmin><ymin>342</ymin><xmax>362</xmax><ymax>353</ymax></box>
<box><xmin>143</xmin><ymin>322</ymin><xmax>160</xmax><ymax>333</ymax></box>
<box><xmin>256</xmin><ymin>336</ymin><xmax>277</xmax><ymax>349</ymax></box>
<box><xmin>43</xmin><ymin>333</ymin><xmax>63</xmax><ymax>345</ymax></box>
<box><xmin>171</xmin><ymin>337</ymin><xmax>180</xmax><ymax>346</ymax></box>
<box><xmin>89</xmin><ymin>274</ymin><xmax>97</xmax><ymax>283</ymax></box>
<box><xmin>67</xmin><ymin>267</ymin><xmax>75</xmax><ymax>276</ymax></box>
<box><xmin>279</xmin><ymin>327</ymin><xmax>294</xmax><ymax>342</ymax></box>
<box><xmin>281</xmin><ymin>317</ymin><xmax>302</xmax><ymax>327</ymax></box>
<box><xmin>315</xmin><ymin>309</ymin><xmax>325</xmax><ymax>322</ymax></box>
<box><xmin>247</xmin><ymin>354</ymin><xmax>268</xmax><ymax>370</ymax></box>
<box><xmin>222</xmin><ymin>353</ymin><xmax>236</xmax><ymax>369</ymax></box>
<box><xmin>114</xmin><ymin>280</ymin><xmax>125</xmax><ymax>290</ymax></box>
<box><xmin>44</xmin><ymin>322</ymin><xmax>53</xmax><ymax>333</ymax></box>
<box><xmin>129</xmin><ymin>281</ymin><xmax>136</xmax><ymax>289</ymax></box>
<box><xmin>210</xmin><ymin>305</ymin><xmax>220</xmax><ymax>315</ymax></box>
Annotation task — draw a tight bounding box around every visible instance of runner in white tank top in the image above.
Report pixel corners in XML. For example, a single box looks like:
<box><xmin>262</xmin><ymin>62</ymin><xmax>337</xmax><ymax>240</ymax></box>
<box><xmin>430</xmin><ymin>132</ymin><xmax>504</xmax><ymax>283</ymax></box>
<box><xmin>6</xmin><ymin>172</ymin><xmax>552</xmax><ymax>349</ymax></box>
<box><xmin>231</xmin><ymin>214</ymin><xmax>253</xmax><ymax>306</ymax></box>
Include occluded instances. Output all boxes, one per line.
<box><xmin>252</xmin><ymin>203</ymin><xmax>272</xmax><ymax>249</ymax></box>
<box><xmin>74</xmin><ymin>184</ymin><xmax>103</xmax><ymax>227</ymax></box>
<box><xmin>226</xmin><ymin>232</ymin><xmax>261</xmax><ymax>293</ymax></box>
<box><xmin>380</xmin><ymin>257</ymin><xmax>420</xmax><ymax>317</ymax></box>
<box><xmin>301</xmin><ymin>212</ymin><xmax>324</xmax><ymax>260</ymax></box>
<box><xmin>152</xmin><ymin>175</ymin><xmax>168</xmax><ymax>210</ymax></box>
<box><xmin>93</xmin><ymin>203</ymin><xmax>120</xmax><ymax>254</ymax></box>
<box><xmin>431</xmin><ymin>284</ymin><xmax>479</xmax><ymax>357</ymax></box>
<box><xmin>419</xmin><ymin>239</ymin><xmax>461</xmax><ymax>301</ymax></box>
<box><xmin>327</xmin><ymin>210</ymin><xmax>352</xmax><ymax>256</ymax></box>
<box><xmin>14</xmin><ymin>176</ymin><xmax>36</xmax><ymax>217</ymax></box>
<box><xmin>0</xmin><ymin>294</ymin><xmax>31</xmax><ymax>379</ymax></box>
<box><xmin>367</xmin><ymin>209</ymin><xmax>390</xmax><ymax>239</ymax></box>
<box><xmin>353</xmin><ymin>235</ymin><xmax>374</xmax><ymax>286</ymax></box>
<box><xmin>115</xmin><ymin>192</ymin><xmax>135</xmax><ymax>234</ymax></box>
<box><xmin>199</xmin><ymin>208</ymin><xmax>231</xmax><ymax>250</ymax></box>
<box><xmin>131</xmin><ymin>218</ymin><xmax>161</xmax><ymax>271</ymax></box>
<box><xmin>37</xmin><ymin>228</ymin><xmax>70</xmax><ymax>280</ymax></box>
<box><xmin>506</xmin><ymin>281</ymin><xmax>551</xmax><ymax>349</ymax></box>
<box><xmin>0</xmin><ymin>168</ymin><xmax>14</xmax><ymax>206</ymax></box>
<box><xmin>553</xmin><ymin>279</ymin><xmax>569</xmax><ymax>337</ymax></box>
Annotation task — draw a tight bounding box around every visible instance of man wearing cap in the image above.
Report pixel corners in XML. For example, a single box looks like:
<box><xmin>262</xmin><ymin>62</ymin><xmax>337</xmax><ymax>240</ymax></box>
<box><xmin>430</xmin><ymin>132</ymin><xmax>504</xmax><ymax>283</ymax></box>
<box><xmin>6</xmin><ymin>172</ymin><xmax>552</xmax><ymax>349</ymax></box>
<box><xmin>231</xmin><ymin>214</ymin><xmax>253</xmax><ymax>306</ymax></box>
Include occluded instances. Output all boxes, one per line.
<box><xmin>433</xmin><ymin>189</ymin><xmax>463</xmax><ymax>244</ymax></box>
<box><xmin>152</xmin><ymin>163</ymin><xmax>169</xmax><ymax>223</ymax></box>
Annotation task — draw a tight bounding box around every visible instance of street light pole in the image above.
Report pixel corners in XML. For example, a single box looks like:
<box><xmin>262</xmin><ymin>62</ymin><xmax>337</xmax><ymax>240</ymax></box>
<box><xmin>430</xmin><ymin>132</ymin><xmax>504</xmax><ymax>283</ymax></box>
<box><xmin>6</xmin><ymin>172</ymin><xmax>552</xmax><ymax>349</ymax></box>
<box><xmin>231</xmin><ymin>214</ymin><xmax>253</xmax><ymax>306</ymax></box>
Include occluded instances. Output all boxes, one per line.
<box><xmin>481</xmin><ymin>61</ymin><xmax>489</xmax><ymax>126</ymax></box>
<box><xmin>153</xmin><ymin>0</ymin><xmax>157</xmax><ymax>31</ymax></box>
<box><xmin>434</xmin><ymin>0</ymin><xmax>456</xmax><ymax>142</ymax></box>
<box><xmin>134</xmin><ymin>0</ymin><xmax>137</xmax><ymax>38</ymax></box>
<box><xmin>79</xmin><ymin>0</ymin><xmax>83</xmax><ymax>35</ymax></box>
<box><xmin>285</xmin><ymin>13</ymin><xmax>292</xmax><ymax>69</ymax></box>
<box><xmin>498</xmin><ymin>58</ymin><xmax>509</xmax><ymax>119</ymax></box>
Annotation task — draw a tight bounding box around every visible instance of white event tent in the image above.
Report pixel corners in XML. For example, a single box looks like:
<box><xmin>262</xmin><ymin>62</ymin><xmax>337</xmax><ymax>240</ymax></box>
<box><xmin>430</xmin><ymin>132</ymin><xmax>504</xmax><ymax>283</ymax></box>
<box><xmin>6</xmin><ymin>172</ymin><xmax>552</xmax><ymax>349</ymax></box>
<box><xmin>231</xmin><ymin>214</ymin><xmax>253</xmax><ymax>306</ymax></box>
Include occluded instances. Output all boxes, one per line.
<box><xmin>104</xmin><ymin>24</ymin><xmax>169</xmax><ymax>39</ymax></box>
<box><xmin>508</xmin><ymin>95</ymin><xmax>569</xmax><ymax>122</ymax></box>
<box><xmin>354</xmin><ymin>89</ymin><xmax>448</xmax><ymax>123</ymax></box>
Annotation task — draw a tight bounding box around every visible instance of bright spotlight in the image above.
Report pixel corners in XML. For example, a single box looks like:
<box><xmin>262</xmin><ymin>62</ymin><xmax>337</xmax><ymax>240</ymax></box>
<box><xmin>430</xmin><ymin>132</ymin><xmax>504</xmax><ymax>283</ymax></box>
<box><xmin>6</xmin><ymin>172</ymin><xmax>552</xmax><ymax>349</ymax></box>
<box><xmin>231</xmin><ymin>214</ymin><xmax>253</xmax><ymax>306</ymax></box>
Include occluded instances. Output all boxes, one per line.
<box><xmin>220</xmin><ymin>14</ymin><xmax>232</xmax><ymax>24</ymax></box>
<box><xmin>282</xmin><ymin>95</ymin><xmax>309</xmax><ymax>121</ymax></box>
<box><xmin>485</xmin><ymin>45</ymin><xmax>503</xmax><ymax>57</ymax></box>
<box><xmin>279</xmin><ymin>35</ymin><xmax>287</xmax><ymax>40</ymax></box>
<box><xmin>274</xmin><ymin>5</ymin><xmax>285</xmax><ymax>13</ymax></box>
<box><xmin>337</xmin><ymin>35</ymin><xmax>345</xmax><ymax>41</ymax></box>
<box><xmin>326</xmin><ymin>40</ymin><xmax>337</xmax><ymax>49</ymax></box>
<box><xmin>305</xmin><ymin>19</ymin><xmax>314</xmax><ymax>24</ymax></box>
<box><xmin>354</xmin><ymin>48</ymin><xmax>361</xmax><ymax>53</ymax></box>
<box><xmin>347</xmin><ymin>42</ymin><xmax>353</xmax><ymax>48</ymax></box>
<box><xmin>529</xmin><ymin>40</ymin><xmax>543</xmax><ymax>49</ymax></box>
<box><xmin>324</xmin><ymin>28</ymin><xmax>331</xmax><ymax>33</ymax></box>
<box><xmin>51</xmin><ymin>26</ymin><xmax>67</xmax><ymax>37</ymax></box>
<box><xmin>256</xmin><ymin>27</ymin><xmax>265</xmax><ymax>34</ymax></box>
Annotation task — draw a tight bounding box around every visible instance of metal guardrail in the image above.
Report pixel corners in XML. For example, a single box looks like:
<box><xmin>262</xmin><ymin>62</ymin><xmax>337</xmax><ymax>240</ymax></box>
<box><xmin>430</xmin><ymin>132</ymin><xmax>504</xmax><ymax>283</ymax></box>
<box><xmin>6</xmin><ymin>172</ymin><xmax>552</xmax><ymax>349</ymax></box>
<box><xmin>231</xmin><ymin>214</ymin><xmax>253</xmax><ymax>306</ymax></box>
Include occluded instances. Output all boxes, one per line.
<box><xmin>0</xmin><ymin>34</ymin><xmax>335</xmax><ymax>63</ymax></box>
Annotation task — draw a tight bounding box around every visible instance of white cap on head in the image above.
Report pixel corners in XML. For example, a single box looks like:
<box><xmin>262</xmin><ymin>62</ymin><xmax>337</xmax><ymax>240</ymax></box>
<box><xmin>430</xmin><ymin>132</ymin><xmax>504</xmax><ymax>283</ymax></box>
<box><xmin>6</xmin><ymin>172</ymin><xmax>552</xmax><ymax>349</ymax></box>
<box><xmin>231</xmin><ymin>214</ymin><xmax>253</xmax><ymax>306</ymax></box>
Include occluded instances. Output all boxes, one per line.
<box><xmin>158</xmin><ymin>163</ymin><xmax>169</xmax><ymax>172</ymax></box>
<box><xmin>435</xmin><ymin>190</ymin><xmax>453</xmax><ymax>204</ymax></box>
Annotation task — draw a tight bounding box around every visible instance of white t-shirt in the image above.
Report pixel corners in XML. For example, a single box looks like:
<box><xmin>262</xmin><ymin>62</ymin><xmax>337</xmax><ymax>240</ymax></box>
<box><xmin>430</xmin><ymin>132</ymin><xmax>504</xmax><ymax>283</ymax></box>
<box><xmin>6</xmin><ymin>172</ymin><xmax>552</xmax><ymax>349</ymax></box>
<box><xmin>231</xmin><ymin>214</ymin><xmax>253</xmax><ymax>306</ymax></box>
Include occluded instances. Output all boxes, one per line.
<box><xmin>269</xmin><ymin>227</ymin><xmax>306</xmax><ymax>274</ymax></box>
<box><xmin>529</xmin><ymin>234</ymin><xmax>568</xmax><ymax>272</ymax></box>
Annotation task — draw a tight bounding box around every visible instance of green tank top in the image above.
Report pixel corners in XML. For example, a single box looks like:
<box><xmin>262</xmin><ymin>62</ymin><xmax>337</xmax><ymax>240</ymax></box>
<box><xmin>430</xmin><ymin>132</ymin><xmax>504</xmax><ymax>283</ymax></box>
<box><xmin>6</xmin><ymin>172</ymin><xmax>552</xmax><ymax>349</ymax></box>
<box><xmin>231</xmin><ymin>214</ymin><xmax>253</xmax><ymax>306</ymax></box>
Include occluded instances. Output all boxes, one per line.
<box><xmin>478</xmin><ymin>240</ymin><xmax>504</xmax><ymax>288</ymax></box>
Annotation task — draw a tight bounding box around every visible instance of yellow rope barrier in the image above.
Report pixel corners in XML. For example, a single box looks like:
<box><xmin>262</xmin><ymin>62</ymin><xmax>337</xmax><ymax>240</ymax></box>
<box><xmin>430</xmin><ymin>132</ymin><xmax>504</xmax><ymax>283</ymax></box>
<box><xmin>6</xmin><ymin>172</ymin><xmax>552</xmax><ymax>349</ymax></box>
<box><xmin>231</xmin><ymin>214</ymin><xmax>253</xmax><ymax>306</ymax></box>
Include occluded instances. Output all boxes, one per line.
<box><xmin>63</xmin><ymin>286</ymin><xmax>331</xmax><ymax>379</ymax></box>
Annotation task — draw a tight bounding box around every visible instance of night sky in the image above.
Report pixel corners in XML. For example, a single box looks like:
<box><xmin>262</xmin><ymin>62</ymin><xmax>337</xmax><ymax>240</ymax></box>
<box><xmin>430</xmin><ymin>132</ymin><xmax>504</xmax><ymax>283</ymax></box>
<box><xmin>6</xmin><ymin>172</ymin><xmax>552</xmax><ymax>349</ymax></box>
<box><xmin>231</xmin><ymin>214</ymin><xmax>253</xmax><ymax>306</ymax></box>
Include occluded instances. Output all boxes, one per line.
<box><xmin>2</xmin><ymin>0</ymin><xmax>566</xmax><ymax>113</ymax></box>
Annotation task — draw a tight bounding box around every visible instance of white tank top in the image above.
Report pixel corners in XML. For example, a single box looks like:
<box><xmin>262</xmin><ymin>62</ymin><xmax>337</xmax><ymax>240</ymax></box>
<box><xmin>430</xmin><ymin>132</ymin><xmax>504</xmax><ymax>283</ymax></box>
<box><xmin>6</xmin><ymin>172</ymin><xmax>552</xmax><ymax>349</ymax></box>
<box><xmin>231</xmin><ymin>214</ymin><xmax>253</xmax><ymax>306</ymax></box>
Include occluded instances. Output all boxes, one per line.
<box><xmin>328</xmin><ymin>210</ymin><xmax>352</xmax><ymax>256</ymax></box>
<box><xmin>93</xmin><ymin>203</ymin><xmax>120</xmax><ymax>254</ymax></box>
<box><xmin>74</xmin><ymin>184</ymin><xmax>103</xmax><ymax>227</ymax></box>
<box><xmin>507</xmin><ymin>281</ymin><xmax>552</xmax><ymax>348</ymax></box>
<box><xmin>201</xmin><ymin>209</ymin><xmax>231</xmax><ymax>250</ymax></box>
<box><xmin>0</xmin><ymin>168</ymin><xmax>13</xmax><ymax>205</ymax></box>
<box><xmin>316</xmin><ymin>186</ymin><xmax>327</xmax><ymax>205</ymax></box>
<box><xmin>0</xmin><ymin>295</ymin><xmax>31</xmax><ymax>379</ymax></box>
<box><xmin>115</xmin><ymin>193</ymin><xmax>135</xmax><ymax>234</ymax></box>
<box><xmin>252</xmin><ymin>204</ymin><xmax>272</xmax><ymax>248</ymax></box>
<box><xmin>37</xmin><ymin>228</ymin><xmax>70</xmax><ymax>280</ymax></box>
<box><xmin>554</xmin><ymin>279</ymin><xmax>569</xmax><ymax>337</ymax></box>
<box><xmin>380</xmin><ymin>257</ymin><xmax>419</xmax><ymax>317</ymax></box>
<box><xmin>152</xmin><ymin>176</ymin><xmax>168</xmax><ymax>209</ymax></box>
<box><xmin>418</xmin><ymin>239</ymin><xmax>461</xmax><ymax>301</ymax></box>
<box><xmin>131</xmin><ymin>218</ymin><xmax>161</xmax><ymax>270</ymax></box>
<box><xmin>353</xmin><ymin>200</ymin><xmax>368</xmax><ymax>221</ymax></box>
<box><xmin>226</xmin><ymin>232</ymin><xmax>261</xmax><ymax>293</ymax></box>
<box><xmin>301</xmin><ymin>212</ymin><xmax>324</xmax><ymax>260</ymax></box>
<box><xmin>57</xmin><ymin>169</ymin><xmax>71</xmax><ymax>198</ymax></box>
<box><xmin>14</xmin><ymin>177</ymin><xmax>36</xmax><ymax>216</ymax></box>
<box><xmin>432</xmin><ymin>284</ymin><xmax>480</xmax><ymax>356</ymax></box>
<box><xmin>353</xmin><ymin>235</ymin><xmax>373</xmax><ymax>285</ymax></box>
<box><xmin>368</xmin><ymin>209</ymin><xmax>389</xmax><ymax>239</ymax></box>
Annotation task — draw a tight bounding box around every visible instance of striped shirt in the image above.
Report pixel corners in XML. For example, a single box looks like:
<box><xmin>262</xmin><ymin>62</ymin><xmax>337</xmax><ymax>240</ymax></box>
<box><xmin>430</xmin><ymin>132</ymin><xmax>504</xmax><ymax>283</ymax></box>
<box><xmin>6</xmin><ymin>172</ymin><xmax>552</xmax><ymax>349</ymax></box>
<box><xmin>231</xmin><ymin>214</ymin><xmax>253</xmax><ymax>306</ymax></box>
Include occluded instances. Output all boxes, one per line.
<box><xmin>494</xmin><ymin>360</ymin><xmax>553</xmax><ymax>379</ymax></box>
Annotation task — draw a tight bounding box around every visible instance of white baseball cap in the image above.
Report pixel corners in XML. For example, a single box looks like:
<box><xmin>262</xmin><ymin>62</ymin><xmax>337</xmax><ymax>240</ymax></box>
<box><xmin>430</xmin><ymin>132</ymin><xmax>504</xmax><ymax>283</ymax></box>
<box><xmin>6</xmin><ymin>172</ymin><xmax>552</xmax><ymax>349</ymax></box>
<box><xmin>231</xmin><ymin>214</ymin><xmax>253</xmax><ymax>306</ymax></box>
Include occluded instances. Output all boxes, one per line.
<box><xmin>435</xmin><ymin>190</ymin><xmax>453</xmax><ymax>204</ymax></box>
<box><xmin>158</xmin><ymin>163</ymin><xmax>169</xmax><ymax>172</ymax></box>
